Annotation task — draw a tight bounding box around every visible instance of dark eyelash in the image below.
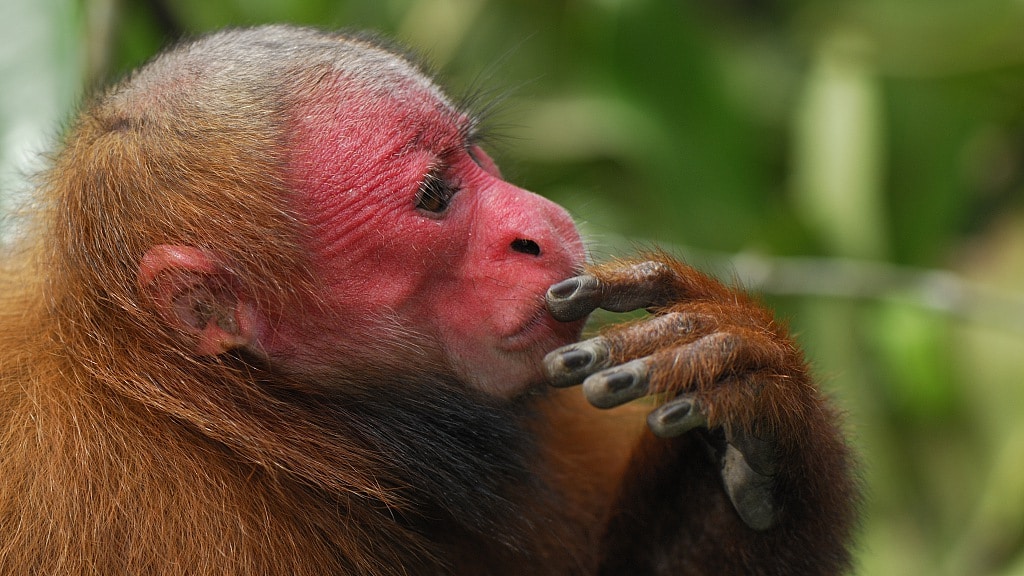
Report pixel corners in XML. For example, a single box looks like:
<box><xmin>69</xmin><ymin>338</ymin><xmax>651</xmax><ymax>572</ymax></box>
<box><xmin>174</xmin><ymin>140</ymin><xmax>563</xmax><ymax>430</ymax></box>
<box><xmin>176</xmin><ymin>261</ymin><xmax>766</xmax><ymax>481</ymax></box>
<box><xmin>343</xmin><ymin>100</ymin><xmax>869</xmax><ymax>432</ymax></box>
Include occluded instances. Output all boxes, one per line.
<box><xmin>415</xmin><ymin>165</ymin><xmax>460</xmax><ymax>214</ymax></box>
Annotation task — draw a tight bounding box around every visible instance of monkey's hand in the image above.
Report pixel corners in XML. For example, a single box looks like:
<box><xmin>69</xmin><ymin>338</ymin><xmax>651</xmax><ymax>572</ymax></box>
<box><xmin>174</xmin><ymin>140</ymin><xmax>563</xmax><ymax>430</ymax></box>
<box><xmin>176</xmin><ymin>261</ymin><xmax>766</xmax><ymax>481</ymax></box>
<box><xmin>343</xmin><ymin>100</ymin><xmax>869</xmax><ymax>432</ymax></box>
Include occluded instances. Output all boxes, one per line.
<box><xmin>543</xmin><ymin>254</ymin><xmax>818</xmax><ymax>532</ymax></box>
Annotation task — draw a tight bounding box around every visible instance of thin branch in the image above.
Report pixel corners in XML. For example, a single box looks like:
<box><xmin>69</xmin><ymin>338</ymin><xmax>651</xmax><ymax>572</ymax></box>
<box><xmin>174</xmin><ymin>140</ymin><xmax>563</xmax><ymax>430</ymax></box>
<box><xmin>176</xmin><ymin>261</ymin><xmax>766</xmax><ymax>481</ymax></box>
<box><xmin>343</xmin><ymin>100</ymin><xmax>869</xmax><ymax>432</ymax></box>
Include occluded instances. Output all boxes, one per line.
<box><xmin>606</xmin><ymin>236</ymin><xmax>1024</xmax><ymax>337</ymax></box>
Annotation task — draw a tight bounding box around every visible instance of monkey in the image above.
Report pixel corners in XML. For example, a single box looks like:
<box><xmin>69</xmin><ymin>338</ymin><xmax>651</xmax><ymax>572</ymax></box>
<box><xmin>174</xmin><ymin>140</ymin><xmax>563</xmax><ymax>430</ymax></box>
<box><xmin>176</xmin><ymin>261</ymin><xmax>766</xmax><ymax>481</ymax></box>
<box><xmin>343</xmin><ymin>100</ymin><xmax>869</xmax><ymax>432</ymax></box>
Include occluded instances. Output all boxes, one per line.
<box><xmin>0</xmin><ymin>25</ymin><xmax>857</xmax><ymax>575</ymax></box>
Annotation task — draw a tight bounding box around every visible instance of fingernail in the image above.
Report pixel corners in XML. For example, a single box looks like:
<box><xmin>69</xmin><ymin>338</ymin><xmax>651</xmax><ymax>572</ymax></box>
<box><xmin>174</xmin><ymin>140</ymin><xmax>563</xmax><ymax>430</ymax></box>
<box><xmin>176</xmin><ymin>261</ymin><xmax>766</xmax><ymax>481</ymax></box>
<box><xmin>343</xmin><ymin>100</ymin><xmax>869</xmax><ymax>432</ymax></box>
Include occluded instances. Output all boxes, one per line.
<box><xmin>603</xmin><ymin>370</ymin><xmax>636</xmax><ymax>393</ymax></box>
<box><xmin>547</xmin><ymin>278</ymin><xmax>580</xmax><ymax>300</ymax></box>
<box><xmin>544</xmin><ymin>340</ymin><xmax>610</xmax><ymax>387</ymax></box>
<box><xmin>655</xmin><ymin>399</ymin><xmax>695</xmax><ymax>424</ymax></box>
<box><xmin>559</xmin><ymin>349</ymin><xmax>592</xmax><ymax>370</ymax></box>
<box><xmin>546</xmin><ymin>276</ymin><xmax>602</xmax><ymax>322</ymax></box>
<box><xmin>583</xmin><ymin>360</ymin><xmax>649</xmax><ymax>409</ymax></box>
<box><xmin>647</xmin><ymin>398</ymin><xmax>707</xmax><ymax>438</ymax></box>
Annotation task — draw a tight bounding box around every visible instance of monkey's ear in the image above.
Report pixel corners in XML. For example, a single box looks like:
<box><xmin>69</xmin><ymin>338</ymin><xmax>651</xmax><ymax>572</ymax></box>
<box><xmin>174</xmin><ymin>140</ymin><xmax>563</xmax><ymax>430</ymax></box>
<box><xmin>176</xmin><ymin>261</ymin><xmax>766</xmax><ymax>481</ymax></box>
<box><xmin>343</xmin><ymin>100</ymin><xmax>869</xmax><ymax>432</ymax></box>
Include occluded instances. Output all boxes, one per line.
<box><xmin>137</xmin><ymin>245</ymin><xmax>259</xmax><ymax>356</ymax></box>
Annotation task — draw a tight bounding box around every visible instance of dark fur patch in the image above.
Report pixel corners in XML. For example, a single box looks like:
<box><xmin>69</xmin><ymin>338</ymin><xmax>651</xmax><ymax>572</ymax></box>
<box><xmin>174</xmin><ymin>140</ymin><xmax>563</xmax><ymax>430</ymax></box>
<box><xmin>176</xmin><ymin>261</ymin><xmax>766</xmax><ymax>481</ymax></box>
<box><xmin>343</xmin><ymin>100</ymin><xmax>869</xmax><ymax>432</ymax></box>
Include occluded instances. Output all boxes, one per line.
<box><xmin>261</xmin><ymin>368</ymin><xmax>551</xmax><ymax>549</ymax></box>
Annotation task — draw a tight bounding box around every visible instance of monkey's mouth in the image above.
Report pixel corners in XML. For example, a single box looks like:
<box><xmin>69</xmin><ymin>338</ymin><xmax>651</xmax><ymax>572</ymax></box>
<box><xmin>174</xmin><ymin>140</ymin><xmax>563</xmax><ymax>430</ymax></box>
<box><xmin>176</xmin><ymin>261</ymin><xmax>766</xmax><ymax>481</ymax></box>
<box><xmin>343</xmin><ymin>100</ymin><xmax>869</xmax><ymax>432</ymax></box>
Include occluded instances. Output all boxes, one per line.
<box><xmin>499</xmin><ymin>303</ymin><xmax>584</xmax><ymax>354</ymax></box>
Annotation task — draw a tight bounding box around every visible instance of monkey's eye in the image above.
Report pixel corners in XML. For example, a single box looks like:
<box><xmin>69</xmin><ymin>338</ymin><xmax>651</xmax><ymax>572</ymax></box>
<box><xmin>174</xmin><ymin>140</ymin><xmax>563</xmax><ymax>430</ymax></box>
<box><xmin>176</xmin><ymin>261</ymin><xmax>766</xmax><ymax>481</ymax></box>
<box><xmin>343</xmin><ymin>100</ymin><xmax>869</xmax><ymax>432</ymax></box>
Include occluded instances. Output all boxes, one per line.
<box><xmin>416</xmin><ymin>166</ymin><xmax>460</xmax><ymax>214</ymax></box>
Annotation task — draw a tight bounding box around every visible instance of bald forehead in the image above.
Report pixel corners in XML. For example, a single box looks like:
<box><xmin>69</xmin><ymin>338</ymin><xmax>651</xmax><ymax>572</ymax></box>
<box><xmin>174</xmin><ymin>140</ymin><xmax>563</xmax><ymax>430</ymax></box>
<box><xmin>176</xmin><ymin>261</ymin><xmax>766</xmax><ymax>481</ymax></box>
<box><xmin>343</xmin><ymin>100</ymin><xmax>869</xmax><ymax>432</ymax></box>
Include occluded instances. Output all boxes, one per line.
<box><xmin>103</xmin><ymin>26</ymin><xmax>454</xmax><ymax>126</ymax></box>
<box><xmin>152</xmin><ymin>27</ymin><xmax>446</xmax><ymax>104</ymax></box>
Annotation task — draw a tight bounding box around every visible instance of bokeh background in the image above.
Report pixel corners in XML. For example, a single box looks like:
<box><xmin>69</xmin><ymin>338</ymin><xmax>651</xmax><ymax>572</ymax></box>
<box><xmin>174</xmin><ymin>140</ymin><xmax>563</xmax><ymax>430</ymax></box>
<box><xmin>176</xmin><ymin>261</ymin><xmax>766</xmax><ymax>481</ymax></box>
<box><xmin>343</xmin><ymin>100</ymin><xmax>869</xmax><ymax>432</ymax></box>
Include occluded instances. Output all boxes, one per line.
<box><xmin>3</xmin><ymin>0</ymin><xmax>1024</xmax><ymax>573</ymax></box>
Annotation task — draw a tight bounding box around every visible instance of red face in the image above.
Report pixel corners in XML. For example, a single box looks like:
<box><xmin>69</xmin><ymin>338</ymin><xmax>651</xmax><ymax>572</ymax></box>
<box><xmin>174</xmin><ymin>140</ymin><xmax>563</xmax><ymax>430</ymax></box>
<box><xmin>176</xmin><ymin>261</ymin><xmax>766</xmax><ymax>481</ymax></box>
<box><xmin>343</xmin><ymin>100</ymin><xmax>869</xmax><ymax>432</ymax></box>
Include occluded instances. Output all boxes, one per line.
<box><xmin>274</xmin><ymin>68</ymin><xmax>586</xmax><ymax>396</ymax></box>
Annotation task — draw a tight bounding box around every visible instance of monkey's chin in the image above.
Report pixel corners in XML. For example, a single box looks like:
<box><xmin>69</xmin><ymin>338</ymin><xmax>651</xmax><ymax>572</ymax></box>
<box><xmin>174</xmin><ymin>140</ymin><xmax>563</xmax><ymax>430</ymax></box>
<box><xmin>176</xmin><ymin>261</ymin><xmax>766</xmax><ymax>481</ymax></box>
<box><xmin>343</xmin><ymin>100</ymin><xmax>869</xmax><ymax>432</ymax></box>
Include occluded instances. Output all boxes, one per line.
<box><xmin>464</xmin><ymin>358</ymin><xmax>548</xmax><ymax>399</ymax></box>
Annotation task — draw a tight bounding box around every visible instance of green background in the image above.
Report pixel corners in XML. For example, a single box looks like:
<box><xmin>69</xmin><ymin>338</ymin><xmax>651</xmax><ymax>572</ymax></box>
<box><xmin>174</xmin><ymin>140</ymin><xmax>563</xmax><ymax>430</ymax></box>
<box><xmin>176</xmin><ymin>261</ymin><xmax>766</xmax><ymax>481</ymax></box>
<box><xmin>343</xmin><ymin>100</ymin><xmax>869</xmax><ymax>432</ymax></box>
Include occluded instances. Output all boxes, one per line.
<box><xmin>4</xmin><ymin>1</ymin><xmax>1024</xmax><ymax>573</ymax></box>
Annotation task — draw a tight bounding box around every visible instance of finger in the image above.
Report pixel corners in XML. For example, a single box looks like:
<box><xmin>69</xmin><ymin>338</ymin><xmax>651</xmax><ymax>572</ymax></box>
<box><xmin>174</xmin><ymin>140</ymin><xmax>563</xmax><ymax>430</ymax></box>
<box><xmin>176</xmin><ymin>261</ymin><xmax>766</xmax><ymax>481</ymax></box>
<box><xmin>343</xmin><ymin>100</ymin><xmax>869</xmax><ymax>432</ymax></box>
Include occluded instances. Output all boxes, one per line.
<box><xmin>543</xmin><ymin>310</ymin><xmax>715</xmax><ymax>388</ymax></box>
<box><xmin>640</xmin><ymin>329</ymin><xmax>789</xmax><ymax>397</ymax></box>
<box><xmin>543</xmin><ymin>336</ymin><xmax>613</xmax><ymax>388</ymax></box>
<box><xmin>581</xmin><ymin>359</ymin><xmax>649</xmax><ymax>409</ymax></box>
<box><xmin>646</xmin><ymin>395</ymin><xmax>707</xmax><ymax>438</ymax></box>
<box><xmin>546</xmin><ymin>275</ymin><xmax>605</xmax><ymax>322</ymax></box>
<box><xmin>576</xmin><ymin>329</ymin><xmax>785</xmax><ymax>409</ymax></box>
<box><xmin>598</xmin><ymin>309</ymin><xmax>715</xmax><ymax>360</ymax></box>
<box><xmin>546</xmin><ymin>260</ymin><xmax>678</xmax><ymax>322</ymax></box>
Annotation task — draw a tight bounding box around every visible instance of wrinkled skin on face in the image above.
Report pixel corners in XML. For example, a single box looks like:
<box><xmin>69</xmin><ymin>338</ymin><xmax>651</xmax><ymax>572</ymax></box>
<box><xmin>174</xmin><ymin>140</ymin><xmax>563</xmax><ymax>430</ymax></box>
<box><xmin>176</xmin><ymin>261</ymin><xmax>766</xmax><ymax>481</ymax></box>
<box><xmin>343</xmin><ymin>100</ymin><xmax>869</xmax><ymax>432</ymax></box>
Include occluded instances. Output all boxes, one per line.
<box><xmin>273</xmin><ymin>60</ymin><xmax>586</xmax><ymax>396</ymax></box>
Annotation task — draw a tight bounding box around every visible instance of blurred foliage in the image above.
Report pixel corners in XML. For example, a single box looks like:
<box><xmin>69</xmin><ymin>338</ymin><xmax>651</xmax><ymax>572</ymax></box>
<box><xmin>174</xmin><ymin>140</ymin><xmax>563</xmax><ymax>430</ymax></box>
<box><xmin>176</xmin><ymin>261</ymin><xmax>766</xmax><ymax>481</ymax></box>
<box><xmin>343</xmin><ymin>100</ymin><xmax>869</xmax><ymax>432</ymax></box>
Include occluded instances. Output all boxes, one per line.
<box><xmin>3</xmin><ymin>0</ymin><xmax>1024</xmax><ymax>574</ymax></box>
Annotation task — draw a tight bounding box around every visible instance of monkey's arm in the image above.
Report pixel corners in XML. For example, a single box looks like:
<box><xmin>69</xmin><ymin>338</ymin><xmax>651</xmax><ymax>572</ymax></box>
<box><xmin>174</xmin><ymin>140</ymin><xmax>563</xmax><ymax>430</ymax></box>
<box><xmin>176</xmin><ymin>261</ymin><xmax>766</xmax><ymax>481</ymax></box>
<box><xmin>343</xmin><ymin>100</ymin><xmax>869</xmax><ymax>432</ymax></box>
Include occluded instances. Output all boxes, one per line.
<box><xmin>544</xmin><ymin>254</ymin><xmax>858</xmax><ymax>576</ymax></box>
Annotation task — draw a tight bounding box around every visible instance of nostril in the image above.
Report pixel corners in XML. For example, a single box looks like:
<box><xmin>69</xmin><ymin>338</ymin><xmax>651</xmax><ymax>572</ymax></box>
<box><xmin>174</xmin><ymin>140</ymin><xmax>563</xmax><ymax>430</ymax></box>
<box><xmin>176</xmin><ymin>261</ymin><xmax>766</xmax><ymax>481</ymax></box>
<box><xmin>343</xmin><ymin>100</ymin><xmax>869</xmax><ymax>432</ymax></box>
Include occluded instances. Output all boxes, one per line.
<box><xmin>510</xmin><ymin>238</ymin><xmax>542</xmax><ymax>257</ymax></box>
